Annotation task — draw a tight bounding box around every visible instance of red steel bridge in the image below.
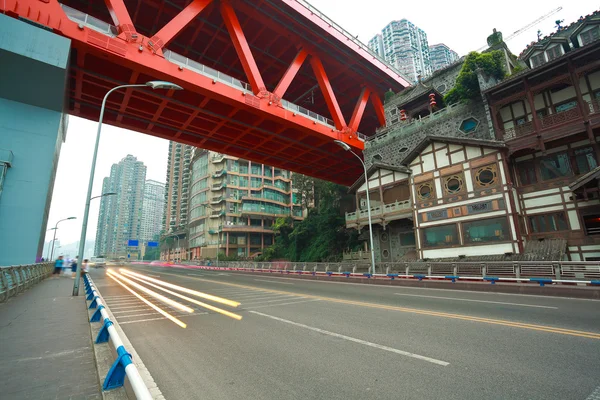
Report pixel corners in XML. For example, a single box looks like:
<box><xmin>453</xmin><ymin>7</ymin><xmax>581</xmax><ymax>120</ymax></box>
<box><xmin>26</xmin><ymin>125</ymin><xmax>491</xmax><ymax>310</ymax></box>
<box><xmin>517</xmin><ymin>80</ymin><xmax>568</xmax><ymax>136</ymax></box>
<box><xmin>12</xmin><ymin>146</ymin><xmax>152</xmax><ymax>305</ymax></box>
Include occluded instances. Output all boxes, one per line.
<box><xmin>2</xmin><ymin>0</ymin><xmax>410</xmax><ymax>184</ymax></box>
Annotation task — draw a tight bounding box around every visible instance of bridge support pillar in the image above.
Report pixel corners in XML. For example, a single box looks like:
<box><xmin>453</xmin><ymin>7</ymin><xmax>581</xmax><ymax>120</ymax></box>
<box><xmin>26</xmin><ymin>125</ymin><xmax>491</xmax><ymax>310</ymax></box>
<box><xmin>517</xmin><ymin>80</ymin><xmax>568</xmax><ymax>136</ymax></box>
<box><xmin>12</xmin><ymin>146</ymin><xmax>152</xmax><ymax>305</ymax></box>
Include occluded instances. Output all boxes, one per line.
<box><xmin>0</xmin><ymin>14</ymin><xmax>71</xmax><ymax>265</ymax></box>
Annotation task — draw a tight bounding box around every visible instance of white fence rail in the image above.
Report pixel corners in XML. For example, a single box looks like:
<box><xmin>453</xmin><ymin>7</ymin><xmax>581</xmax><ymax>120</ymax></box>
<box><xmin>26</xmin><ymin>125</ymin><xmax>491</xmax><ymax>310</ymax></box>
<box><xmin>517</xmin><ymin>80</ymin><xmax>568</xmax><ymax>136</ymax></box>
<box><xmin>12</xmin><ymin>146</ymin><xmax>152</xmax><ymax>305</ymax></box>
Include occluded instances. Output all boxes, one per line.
<box><xmin>84</xmin><ymin>275</ymin><xmax>152</xmax><ymax>399</ymax></box>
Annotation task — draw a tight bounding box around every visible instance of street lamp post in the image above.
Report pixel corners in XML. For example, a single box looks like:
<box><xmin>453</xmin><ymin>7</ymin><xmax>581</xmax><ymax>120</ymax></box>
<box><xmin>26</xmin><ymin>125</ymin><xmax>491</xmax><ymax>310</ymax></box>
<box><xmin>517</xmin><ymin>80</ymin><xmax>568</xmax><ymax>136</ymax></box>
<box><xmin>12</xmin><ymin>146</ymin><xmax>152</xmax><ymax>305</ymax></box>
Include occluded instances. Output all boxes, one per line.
<box><xmin>72</xmin><ymin>78</ymin><xmax>183</xmax><ymax>297</ymax></box>
<box><xmin>49</xmin><ymin>217</ymin><xmax>76</xmax><ymax>261</ymax></box>
<box><xmin>334</xmin><ymin>140</ymin><xmax>376</xmax><ymax>276</ymax></box>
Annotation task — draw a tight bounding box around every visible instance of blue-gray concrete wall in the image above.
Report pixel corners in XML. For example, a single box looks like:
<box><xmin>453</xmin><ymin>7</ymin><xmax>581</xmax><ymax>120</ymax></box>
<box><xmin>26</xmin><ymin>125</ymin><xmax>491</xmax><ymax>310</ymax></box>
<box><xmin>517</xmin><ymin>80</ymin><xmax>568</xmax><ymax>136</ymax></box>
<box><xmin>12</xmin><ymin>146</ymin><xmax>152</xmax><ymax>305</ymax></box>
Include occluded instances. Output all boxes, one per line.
<box><xmin>0</xmin><ymin>14</ymin><xmax>71</xmax><ymax>265</ymax></box>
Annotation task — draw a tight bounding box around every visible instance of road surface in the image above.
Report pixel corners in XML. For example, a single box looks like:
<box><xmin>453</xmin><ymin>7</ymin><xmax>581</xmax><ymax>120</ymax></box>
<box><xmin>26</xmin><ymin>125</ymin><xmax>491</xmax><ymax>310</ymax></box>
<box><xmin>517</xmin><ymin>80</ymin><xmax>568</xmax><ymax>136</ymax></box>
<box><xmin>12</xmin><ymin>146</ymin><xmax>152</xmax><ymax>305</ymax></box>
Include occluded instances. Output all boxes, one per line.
<box><xmin>90</xmin><ymin>265</ymin><xmax>600</xmax><ymax>400</ymax></box>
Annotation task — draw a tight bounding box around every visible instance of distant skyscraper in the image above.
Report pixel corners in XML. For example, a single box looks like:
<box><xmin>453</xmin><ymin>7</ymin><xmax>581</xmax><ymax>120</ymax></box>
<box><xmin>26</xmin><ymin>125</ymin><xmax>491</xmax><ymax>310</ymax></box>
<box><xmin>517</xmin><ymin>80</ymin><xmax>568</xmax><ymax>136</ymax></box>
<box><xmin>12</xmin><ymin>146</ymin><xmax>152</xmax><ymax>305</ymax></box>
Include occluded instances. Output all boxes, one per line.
<box><xmin>429</xmin><ymin>43</ymin><xmax>459</xmax><ymax>72</ymax></box>
<box><xmin>369</xmin><ymin>19</ymin><xmax>432</xmax><ymax>83</ymax></box>
<box><xmin>94</xmin><ymin>155</ymin><xmax>147</xmax><ymax>258</ymax></box>
<box><xmin>368</xmin><ymin>34</ymin><xmax>384</xmax><ymax>58</ymax></box>
<box><xmin>140</xmin><ymin>180</ymin><xmax>165</xmax><ymax>243</ymax></box>
<box><xmin>162</xmin><ymin>141</ymin><xmax>193</xmax><ymax>233</ymax></box>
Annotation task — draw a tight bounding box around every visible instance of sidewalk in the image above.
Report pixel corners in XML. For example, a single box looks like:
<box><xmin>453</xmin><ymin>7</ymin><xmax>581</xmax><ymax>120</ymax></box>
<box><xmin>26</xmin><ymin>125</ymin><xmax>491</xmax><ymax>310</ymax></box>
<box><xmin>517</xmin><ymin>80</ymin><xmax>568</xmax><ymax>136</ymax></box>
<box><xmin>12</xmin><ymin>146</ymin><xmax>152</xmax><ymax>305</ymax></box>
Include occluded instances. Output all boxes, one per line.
<box><xmin>0</xmin><ymin>275</ymin><xmax>102</xmax><ymax>400</ymax></box>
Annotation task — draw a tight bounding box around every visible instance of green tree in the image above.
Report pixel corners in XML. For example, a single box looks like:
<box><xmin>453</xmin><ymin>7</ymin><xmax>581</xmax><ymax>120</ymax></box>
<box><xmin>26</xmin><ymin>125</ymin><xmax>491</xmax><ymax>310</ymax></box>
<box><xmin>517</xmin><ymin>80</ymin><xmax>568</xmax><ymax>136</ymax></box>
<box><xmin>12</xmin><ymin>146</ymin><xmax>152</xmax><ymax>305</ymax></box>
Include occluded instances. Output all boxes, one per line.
<box><xmin>444</xmin><ymin>51</ymin><xmax>506</xmax><ymax>104</ymax></box>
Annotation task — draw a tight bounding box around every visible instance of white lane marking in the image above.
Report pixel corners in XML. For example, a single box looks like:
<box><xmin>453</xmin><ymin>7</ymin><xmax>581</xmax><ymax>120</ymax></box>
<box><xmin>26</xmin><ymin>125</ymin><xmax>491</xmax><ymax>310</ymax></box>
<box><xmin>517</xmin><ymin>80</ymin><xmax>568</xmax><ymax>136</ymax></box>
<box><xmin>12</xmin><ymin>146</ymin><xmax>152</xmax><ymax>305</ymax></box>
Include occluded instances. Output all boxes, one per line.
<box><xmin>146</xmin><ymin>274</ymin><xmax>161</xmax><ymax>278</ymax></box>
<box><xmin>112</xmin><ymin>305</ymin><xmax>154</xmax><ymax>312</ymax></box>
<box><xmin>255</xmin><ymin>279</ymin><xmax>294</xmax><ymax>285</ymax></box>
<box><xmin>119</xmin><ymin>312</ymin><xmax>208</xmax><ymax>325</ymax></box>
<box><xmin>103</xmin><ymin>295</ymin><xmax>135</xmax><ymax>299</ymax></box>
<box><xmin>233</xmin><ymin>294</ymin><xmax>298</xmax><ymax>302</ymax></box>
<box><xmin>585</xmin><ymin>385</ymin><xmax>600</xmax><ymax>400</ymax></box>
<box><xmin>393</xmin><ymin>293</ymin><xmax>558</xmax><ymax>309</ymax></box>
<box><xmin>111</xmin><ymin>306</ymin><xmax>153</xmax><ymax>314</ymax></box>
<box><xmin>242</xmin><ymin>296</ymin><xmax>305</xmax><ymax>305</ymax></box>
<box><xmin>249</xmin><ymin>311</ymin><xmax>449</xmax><ymax>367</ymax></box>
<box><xmin>187</xmin><ymin>273</ymin><xmax>204</xmax><ymax>276</ymax></box>
<box><xmin>247</xmin><ymin>299</ymin><xmax>322</xmax><ymax>310</ymax></box>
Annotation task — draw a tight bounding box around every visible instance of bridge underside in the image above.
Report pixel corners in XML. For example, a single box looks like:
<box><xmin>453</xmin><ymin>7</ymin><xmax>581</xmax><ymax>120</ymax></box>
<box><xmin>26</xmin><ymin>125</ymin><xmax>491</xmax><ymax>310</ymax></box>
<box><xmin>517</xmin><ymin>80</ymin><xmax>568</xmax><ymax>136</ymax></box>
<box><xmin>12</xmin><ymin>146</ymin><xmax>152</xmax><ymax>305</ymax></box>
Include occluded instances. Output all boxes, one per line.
<box><xmin>2</xmin><ymin>0</ymin><xmax>409</xmax><ymax>185</ymax></box>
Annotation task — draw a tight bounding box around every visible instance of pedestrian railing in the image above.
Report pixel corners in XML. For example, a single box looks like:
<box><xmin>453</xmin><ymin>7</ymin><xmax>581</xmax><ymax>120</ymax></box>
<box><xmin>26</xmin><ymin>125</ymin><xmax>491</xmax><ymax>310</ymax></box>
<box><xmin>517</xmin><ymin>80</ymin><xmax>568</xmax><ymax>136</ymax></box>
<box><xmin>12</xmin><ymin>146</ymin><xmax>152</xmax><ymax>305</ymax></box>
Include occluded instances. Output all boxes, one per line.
<box><xmin>83</xmin><ymin>274</ymin><xmax>152</xmax><ymax>399</ymax></box>
<box><xmin>189</xmin><ymin>261</ymin><xmax>600</xmax><ymax>287</ymax></box>
<box><xmin>0</xmin><ymin>263</ymin><xmax>53</xmax><ymax>302</ymax></box>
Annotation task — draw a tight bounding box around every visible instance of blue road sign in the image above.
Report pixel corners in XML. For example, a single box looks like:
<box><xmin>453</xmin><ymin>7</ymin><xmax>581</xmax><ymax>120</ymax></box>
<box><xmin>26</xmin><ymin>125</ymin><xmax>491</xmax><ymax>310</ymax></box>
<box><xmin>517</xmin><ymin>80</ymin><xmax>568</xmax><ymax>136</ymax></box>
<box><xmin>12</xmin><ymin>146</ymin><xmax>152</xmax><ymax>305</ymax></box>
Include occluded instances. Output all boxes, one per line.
<box><xmin>127</xmin><ymin>240</ymin><xmax>139</xmax><ymax>247</ymax></box>
<box><xmin>147</xmin><ymin>241</ymin><xmax>159</xmax><ymax>247</ymax></box>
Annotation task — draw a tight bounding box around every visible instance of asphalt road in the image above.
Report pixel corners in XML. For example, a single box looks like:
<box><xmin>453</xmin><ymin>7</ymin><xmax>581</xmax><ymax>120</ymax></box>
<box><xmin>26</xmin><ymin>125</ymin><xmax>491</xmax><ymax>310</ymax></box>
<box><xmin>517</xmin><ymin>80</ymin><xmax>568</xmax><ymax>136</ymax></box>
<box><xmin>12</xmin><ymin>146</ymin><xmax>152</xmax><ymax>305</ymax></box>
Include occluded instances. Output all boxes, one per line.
<box><xmin>90</xmin><ymin>265</ymin><xmax>600</xmax><ymax>400</ymax></box>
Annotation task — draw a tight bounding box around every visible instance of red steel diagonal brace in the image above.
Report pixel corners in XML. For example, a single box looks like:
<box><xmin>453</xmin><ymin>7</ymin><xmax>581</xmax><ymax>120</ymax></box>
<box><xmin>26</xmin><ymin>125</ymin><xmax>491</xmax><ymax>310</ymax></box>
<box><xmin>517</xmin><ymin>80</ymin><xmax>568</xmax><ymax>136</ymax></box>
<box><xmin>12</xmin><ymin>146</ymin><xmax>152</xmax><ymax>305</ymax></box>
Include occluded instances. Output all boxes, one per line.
<box><xmin>370</xmin><ymin>90</ymin><xmax>386</xmax><ymax>127</ymax></box>
<box><xmin>149</xmin><ymin>0</ymin><xmax>212</xmax><ymax>53</ymax></box>
<box><xmin>309</xmin><ymin>55</ymin><xmax>347</xmax><ymax>131</ymax></box>
<box><xmin>104</xmin><ymin>0</ymin><xmax>136</xmax><ymax>40</ymax></box>
<box><xmin>220</xmin><ymin>1</ymin><xmax>266</xmax><ymax>95</ymax></box>
<box><xmin>273</xmin><ymin>48</ymin><xmax>308</xmax><ymax>100</ymax></box>
<box><xmin>348</xmin><ymin>87</ymin><xmax>370</xmax><ymax>133</ymax></box>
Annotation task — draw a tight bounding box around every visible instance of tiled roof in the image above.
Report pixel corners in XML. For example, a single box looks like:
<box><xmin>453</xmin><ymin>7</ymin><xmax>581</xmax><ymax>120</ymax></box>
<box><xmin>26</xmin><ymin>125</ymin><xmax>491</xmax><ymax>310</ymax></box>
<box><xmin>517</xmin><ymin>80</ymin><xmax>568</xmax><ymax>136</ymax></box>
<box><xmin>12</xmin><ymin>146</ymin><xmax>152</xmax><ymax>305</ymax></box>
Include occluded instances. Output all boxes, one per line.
<box><xmin>519</xmin><ymin>9</ymin><xmax>600</xmax><ymax>57</ymax></box>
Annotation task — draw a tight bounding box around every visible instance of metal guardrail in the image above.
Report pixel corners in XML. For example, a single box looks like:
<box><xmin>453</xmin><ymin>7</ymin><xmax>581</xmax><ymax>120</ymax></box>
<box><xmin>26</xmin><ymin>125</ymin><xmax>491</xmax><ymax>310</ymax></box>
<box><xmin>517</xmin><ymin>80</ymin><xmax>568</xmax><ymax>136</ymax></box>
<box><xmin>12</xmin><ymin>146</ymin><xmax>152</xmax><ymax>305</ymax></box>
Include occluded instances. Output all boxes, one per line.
<box><xmin>193</xmin><ymin>261</ymin><xmax>600</xmax><ymax>286</ymax></box>
<box><xmin>0</xmin><ymin>263</ymin><xmax>53</xmax><ymax>302</ymax></box>
<box><xmin>84</xmin><ymin>275</ymin><xmax>152</xmax><ymax>399</ymax></box>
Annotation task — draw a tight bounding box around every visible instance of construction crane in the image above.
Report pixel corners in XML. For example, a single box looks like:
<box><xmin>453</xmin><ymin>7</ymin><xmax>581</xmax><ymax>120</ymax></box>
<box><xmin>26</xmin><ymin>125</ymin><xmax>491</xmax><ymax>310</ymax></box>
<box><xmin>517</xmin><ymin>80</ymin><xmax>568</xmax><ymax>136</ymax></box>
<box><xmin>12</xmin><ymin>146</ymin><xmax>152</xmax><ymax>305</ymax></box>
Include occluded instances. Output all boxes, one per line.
<box><xmin>476</xmin><ymin>7</ymin><xmax>563</xmax><ymax>52</ymax></box>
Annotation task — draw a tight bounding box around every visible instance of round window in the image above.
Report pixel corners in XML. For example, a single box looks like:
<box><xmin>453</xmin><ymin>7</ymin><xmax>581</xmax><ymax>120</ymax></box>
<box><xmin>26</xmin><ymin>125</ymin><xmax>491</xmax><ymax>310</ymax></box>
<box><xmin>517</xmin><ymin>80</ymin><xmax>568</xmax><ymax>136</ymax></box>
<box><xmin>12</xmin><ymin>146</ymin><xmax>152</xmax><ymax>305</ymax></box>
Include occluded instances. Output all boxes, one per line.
<box><xmin>418</xmin><ymin>183</ymin><xmax>432</xmax><ymax>200</ymax></box>
<box><xmin>445</xmin><ymin>175</ymin><xmax>463</xmax><ymax>194</ymax></box>
<box><xmin>476</xmin><ymin>166</ymin><xmax>497</xmax><ymax>186</ymax></box>
<box><xmin>381</xmin><ymin>233</ymin><xmax>389</xmax><ymax>242</ymax></box>
<box><xmin>382</xmin><ymin>249</ymin><xmax>390</xmax><ymax>259</ymax></box>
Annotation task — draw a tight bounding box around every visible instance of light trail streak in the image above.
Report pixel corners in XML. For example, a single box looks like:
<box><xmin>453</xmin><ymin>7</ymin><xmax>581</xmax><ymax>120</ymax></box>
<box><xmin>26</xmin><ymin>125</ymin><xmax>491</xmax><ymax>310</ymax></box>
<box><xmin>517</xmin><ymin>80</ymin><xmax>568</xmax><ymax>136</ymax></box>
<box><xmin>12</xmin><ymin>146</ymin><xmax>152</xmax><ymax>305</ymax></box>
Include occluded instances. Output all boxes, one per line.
<box><xmin>107</xmin><ymin>270</ymin><xmax>194</xmax><ymax>314</ymax></box>
<box><xmin>119</xmin><ymin>269</ymin><xmax>240</xmax><ymax>308</ymax></box>
<box><xmin>120</xmin><ymin>270</ymin><xmax>242</xmax><ymax>321</ymax></box>
<box><xmin>106</xmin><ymin>270</ymin><xmax>187</xmax><ymax>328</ymax></box>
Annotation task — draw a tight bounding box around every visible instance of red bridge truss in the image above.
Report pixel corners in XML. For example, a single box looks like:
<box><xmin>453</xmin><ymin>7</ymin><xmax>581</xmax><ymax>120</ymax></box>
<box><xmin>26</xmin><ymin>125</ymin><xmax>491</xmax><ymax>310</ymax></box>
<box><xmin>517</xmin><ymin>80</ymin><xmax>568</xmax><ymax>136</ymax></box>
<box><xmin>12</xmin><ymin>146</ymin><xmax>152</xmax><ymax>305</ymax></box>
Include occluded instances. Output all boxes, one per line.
<box><xmin>2</xmin><ymin>0</ymin><xmax>410</xmax><ymax>184</ymax></box>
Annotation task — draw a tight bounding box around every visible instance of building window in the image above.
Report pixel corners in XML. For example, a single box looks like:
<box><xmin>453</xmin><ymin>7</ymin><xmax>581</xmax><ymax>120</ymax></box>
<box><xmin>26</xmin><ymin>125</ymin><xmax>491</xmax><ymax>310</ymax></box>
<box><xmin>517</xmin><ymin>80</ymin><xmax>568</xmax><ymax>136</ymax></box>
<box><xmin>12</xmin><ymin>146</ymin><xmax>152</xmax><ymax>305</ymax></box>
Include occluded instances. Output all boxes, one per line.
<box><xmin>529</xmin><ymin>212</ymin><xmax>568</xmax><ymax>233</ymax></box>
<box><xmin>580</xmin><ymin>26</ymin><xmax>600</xmax><ymax>46</ymax></box>
<box><xmin>459</xmin><ymin>117</ymin><xmax>479</xmax><ymax>134</ymax></box>
<box><xmin>463</xmin><ymin>217</ymin><xmax>509</xmax><ymax>243</ymax></box>
<box><xmin>516</xmin><ymin>160</ymin><xmax>537</xmax><ymax>185</ymax></box>
<box><xmin>422</xmin><ymin>224</ymin><xmax>459</xmax><ymax>247</ymax></box>
<box><xmin>474</xmin><ymin>165</ymin><xmax>498</xmax><ymax>187</ymax></box>
<box><xmin>372</xmin><ymin>154</ymin><xmax>383</xmax><ymax>163</ymax></box>
<box><xmin>417</xmin><ymin>181</ymin><xmax>434</xmax><ymax>201</ymax></box>
<box><xmin>574</xmin><ymin>146</ymin><xmax>598</xmax><ymax>175</ymax></box>
<box><xmin>540</xmin><ymin>152</ymin><xmax>572</xmax><ymax>180</ymax></box>
<box><xmin>530</xmin><ymin>53</ymin><xmax>545</xmax><ymax>68</ymax></box>
<box><xmin>444</xmin><ymin>175</ymin><xmax>464</xmax><ymax>195</ymax></box>
<box><xmin>400</xmin><ymin>232</ymin><xmax>416</xmax><ymax>246</ymax></box>
<box><xmin>546</xmin><ymin>45</ymin><xmax>562</xmax><ymax>61</ymax></box>
<box><xmin>555</xmin><ymin>100</ymin><xmax>577</xmax><ymax>113</ymax></box>
<box><xmin>583</xmin><ymin>214</ymin><xmax>600</xmax><ymax>236</ymax></box>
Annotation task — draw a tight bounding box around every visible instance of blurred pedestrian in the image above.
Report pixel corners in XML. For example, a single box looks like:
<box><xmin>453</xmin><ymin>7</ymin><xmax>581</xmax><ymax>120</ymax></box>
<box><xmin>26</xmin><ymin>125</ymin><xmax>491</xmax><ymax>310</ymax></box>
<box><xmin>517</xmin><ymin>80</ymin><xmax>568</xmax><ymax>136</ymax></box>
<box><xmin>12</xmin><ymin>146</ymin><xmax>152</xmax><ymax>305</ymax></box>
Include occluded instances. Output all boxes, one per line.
<box><xmin>70</xmin><ymin>257</ymin><xmax>78</xmax><ymax>279</ymax></box>
<box><xmin>81</xmin><ymin>259</ymin><xmax>89</xmax><ymax>276</ymax></box>
<box><xmin>52</xmin><ymin>256</ymin><xmax>64</xmax><ymax>278</ymax></box>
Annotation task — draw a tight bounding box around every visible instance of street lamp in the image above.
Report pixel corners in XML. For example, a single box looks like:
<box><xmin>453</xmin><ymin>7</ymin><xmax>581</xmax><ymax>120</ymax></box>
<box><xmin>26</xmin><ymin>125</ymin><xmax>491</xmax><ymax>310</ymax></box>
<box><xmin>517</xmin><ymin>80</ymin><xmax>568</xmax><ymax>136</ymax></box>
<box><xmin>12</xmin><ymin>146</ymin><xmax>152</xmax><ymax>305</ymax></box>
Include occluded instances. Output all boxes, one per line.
<box><xmin>334</xmin><ymin>140</ymin><xmax>376</xmax><ymax>276</ymax></box>
<box><xmin>49</xmin><ymin>217</ymin><xmax>76</xmax><ymax>261</ymax></box>
<box><xmin>73</xmin><ymin>80</ymin><xmax>183</xmax><ymax>297</ymax></box>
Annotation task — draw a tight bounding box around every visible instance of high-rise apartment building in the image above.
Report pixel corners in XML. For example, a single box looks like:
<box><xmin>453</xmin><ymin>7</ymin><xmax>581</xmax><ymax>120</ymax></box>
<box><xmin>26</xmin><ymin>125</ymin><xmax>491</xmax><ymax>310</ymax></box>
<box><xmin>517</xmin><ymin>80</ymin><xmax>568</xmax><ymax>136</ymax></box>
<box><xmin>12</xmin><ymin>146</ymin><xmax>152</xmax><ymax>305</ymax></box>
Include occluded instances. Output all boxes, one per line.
<box><xmin>140</xmin><ymin>180</ymin><xmax>165</xmax><ymax>243</ymax></box>
<box><xmin>186</xmin><ymin>150</ymin><xmax>303</xmax><ymax>260</ymax></box>
<box><xmin>429</xmin><ymin>43</ymin><xmax>459</xmax><ymax>72</ymax></box>
<box><xmin>94</xmin><ymin>155</ymin><xmax>147</xmax><ymax>258</ymax></box>
<box><xmin>370</xmin><ymin>19</ymin><xmax>432</xmax><ymax>83</ymax></box>
<box><xmin>162</xmin><ymin>141</ymin><xmax>193</xmax><ymax>233</ymax></box>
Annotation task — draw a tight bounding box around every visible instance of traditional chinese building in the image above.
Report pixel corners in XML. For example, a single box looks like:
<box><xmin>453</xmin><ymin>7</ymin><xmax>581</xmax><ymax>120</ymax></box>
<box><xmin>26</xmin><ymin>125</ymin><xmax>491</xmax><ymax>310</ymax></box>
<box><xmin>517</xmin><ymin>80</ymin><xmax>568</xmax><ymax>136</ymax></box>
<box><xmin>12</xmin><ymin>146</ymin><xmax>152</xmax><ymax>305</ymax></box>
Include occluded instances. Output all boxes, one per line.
<box><xmin>345</xmin><ymin>11</ymin><xmax>600</xmax><ymax>262</ymax></box>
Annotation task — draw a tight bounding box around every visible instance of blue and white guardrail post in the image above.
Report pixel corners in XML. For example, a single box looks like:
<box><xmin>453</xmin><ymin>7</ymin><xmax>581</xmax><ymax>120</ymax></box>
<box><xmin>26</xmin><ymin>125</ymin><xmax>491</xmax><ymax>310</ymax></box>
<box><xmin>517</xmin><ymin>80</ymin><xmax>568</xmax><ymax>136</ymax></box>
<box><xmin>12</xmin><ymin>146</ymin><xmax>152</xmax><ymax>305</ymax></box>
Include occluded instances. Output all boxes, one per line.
<box><xmin>84</xmin><ymin>274</ymin><xmax>152</xmax><ymax>399</ymax></box>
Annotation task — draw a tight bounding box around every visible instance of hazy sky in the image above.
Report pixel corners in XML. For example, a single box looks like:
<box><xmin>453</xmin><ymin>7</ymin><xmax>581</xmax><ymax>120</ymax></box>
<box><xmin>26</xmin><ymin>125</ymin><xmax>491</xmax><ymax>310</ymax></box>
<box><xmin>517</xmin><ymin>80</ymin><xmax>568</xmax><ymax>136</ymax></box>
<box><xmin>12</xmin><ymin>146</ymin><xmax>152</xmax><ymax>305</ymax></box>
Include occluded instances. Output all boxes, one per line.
<box><xmin>45</xmin><ymin>0</ymin><xmax>598</xmax><ymax>249</ymax></box>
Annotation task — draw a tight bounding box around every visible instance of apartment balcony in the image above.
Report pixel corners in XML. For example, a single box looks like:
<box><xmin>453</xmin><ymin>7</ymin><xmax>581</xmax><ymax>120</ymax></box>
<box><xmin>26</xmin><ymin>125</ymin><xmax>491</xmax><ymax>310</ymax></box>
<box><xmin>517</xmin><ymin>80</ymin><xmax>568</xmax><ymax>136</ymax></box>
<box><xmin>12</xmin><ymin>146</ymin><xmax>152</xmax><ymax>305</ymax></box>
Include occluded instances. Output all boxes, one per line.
<box><xmin>212</xmin><ymin>153</ymin><xmax>225</xmax><ymax>163</ymax></box>
<box><xmin>211</xmin><ymin>196</ymin><xmax>224</xmax><ymax>204</ymax></box>
<box><xmin>500</xmin><ymin>100</ymin><xmax>600</xmax><ymax>146</ymax></box>
<box><xmin>209</xmin><ymin>210</ymin><xmax>225</xmax><ymax>218</ymax></box>
<box><xmin>211</xmin><ymin>183</ymin><xmax>226</xmax><ymax>191</ymax></box>
<box><xmin>213</xmin><ymin>169</ymin><xmax>227</xmax><ymax>178</ymax></box>
<box><xmin>345</xmin><ymin>199</ymin><xmax>412</xmax><ymax>229</ymax></box>
<box><xmin>219</xmin><ymin>224</ymin><xmax>274</xmax><ymax>233</ymax></box>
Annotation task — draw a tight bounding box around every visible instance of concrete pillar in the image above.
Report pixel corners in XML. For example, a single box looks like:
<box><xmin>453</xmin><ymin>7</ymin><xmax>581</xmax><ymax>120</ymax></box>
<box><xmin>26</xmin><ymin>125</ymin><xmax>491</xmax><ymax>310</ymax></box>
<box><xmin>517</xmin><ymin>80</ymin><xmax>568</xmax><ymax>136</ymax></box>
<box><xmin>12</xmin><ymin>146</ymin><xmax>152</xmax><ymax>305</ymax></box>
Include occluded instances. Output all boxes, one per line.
<box><xmin>0</xmin><ymin>15</ymin><xmax>70</xmax><ymax>265</ymax></box>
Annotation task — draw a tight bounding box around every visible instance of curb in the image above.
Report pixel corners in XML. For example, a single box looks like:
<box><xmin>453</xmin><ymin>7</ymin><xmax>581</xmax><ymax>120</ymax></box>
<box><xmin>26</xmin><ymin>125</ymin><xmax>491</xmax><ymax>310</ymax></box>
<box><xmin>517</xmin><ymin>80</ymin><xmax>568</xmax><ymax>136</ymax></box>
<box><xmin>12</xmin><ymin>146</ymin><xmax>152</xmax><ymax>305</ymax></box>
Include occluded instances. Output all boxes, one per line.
<box><xmin>86</xmin><ymin>279</ymin><xmax>166</xmax><ymax>400</ymax></box>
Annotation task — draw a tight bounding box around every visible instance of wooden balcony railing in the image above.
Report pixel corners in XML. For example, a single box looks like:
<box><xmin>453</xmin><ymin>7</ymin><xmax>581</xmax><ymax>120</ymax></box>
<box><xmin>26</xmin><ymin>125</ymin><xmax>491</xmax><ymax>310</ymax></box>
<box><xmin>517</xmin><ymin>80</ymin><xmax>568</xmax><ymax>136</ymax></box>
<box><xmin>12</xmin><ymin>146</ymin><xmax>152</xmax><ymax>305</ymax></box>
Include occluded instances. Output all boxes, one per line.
<box><xmin>501</xmin><ymin>104</ymin><xmax>585</xmax><ymax>141</ymax></box>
